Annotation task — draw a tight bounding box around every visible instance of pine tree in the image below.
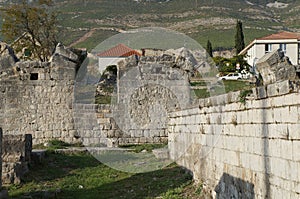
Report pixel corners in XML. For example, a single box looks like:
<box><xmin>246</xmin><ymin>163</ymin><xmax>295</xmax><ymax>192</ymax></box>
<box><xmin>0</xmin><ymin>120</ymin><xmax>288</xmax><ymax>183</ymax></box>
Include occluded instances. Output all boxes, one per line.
<box><xmin>206</xmin><ymin>40</ymin><xmax>213</xmax><ymax>57</ymax></box>
<box><xmin>235</xmin><ymin>20</ymin><xmax>245</xmax><ymax>55</ymax></box>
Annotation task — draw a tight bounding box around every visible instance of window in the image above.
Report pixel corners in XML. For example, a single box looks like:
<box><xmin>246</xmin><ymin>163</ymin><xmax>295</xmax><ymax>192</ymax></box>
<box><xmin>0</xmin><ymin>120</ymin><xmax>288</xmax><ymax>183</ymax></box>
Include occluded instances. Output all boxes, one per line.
<box><xmin>30</xmin><ymin>73</ymin><xmax>38</xmax><ymax>80</ymax></box>
<box><xmin>265</xmin><ymin>44</ymin><xmax>272</xmax><ymax>53</ymax></box>
<box><xmin>279</xmin><ymin>44</ymin><xmax>287</xmax><ymax>54</ymax></box>
<box><xmin>24</xmin><ymin>48</ymin><xmax>32</xmax><ymax>57</ymax></box>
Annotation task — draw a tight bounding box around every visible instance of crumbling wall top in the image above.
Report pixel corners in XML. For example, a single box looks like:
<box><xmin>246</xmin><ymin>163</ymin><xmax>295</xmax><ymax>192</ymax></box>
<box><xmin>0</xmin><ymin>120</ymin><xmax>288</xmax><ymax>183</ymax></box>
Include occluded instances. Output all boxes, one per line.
<box><xmin>256</xmin><ymin>49</ymin><xmax>296</xmax><ymax>85</ymax></box>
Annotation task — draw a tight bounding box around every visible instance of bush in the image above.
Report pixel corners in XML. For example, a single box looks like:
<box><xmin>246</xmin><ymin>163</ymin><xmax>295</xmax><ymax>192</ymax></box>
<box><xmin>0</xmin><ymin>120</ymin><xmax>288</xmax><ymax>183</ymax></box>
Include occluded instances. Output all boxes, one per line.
<box><xmin>213</xmin><ymin>55</ymin><xmax>249</xmax><ymax>73</ymax></box>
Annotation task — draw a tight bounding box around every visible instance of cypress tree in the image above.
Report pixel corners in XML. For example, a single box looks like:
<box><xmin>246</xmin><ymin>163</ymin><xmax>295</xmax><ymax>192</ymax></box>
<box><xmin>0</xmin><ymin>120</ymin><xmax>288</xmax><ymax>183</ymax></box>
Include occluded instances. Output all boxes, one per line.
<box><xmin>235</xmin><ymin>20</ymin><xmax>245</xmax><ymax>54</ymax></box>
<box><xmin>206</xmin><ymin>40</ymin><xmax>213</xmax><ymax>57</ymax></box>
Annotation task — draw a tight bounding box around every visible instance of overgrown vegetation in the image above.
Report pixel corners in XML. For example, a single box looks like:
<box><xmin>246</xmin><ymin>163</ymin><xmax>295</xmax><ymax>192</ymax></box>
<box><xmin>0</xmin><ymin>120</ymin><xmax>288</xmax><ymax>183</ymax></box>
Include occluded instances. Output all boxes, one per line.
<box><xmin>239</xmin><ymin>89</ymin><xmax>253</xmax><ymax>105</ymax></box>
<box><xmin>213</xmin><ymin>55</ymin><xmax>250</xmax><ymax>74</ymax></box>
<box><xmin>95</xmin><ymin>65</ymin><xmax>117</xmax><ymax>104</ymax></box>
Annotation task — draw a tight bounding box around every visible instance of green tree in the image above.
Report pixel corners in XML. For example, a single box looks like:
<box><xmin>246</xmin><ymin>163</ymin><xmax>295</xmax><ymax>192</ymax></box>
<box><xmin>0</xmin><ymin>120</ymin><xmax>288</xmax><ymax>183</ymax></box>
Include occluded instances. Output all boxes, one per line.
<box><xmin>1</xmin><ymin>0</ymin><xmax>58</xmax><ymax>61</ymax></box>
<box><xmin>206</xmin><ymin>40</ymin><xmax>213</xmax><ymax>57</ymax></box>
<box><xmin>235</xmin><ymin>20</ymin><xmax>245</xmax><ymax>55</ymax></box>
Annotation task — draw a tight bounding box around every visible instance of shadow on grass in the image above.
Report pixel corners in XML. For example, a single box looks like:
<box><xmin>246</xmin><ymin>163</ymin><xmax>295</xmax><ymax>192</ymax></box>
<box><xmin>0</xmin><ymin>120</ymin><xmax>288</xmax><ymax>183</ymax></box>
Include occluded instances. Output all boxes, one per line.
<box><xmin>22</xmin><ymin>151</ymin><xmax>101</xmax><ymax>183</ymax></box>
<box><xmin>58</xmin><ymin>166</ymin><xmax>192</xmax><ymax>199</ymax></box>
<box><xmin>9</xmin><ymin>152</ymin><xmax>192</xmax><ymax>199</ymax></box>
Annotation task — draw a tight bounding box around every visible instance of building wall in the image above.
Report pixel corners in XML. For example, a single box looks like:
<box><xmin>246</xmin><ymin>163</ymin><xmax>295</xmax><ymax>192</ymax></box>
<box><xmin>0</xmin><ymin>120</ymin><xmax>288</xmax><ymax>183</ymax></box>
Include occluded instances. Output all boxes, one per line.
<box><xmin>286</xmin><ymin>43</ymin><xmax>298</xmax><ymax>65</ymax></box>
<box><xmin>246</xmin><ymin>40</ymin><xmax>299</xmax><ymax>66</ymax></box>
<box><xmin>168</xmin><ymin>80</ymin><xmax>300</xmax><ymax>198</ymax></box>
<box><xmin>98</xmin><ymin>57</ymin><xmax>125</xmax><ymax>73</ymax></box>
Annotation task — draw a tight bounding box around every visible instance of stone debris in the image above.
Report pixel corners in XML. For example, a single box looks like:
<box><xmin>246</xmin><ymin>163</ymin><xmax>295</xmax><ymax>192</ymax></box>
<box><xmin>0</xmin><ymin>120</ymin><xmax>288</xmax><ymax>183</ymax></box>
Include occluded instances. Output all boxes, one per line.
<box><xmin>2</xmin><ymin>134</ymin><xmax>32</xmax><ymax>185</ymax></box>
<box><xmin>256</xmin><ymin>49</ymin><xmax>296</xmax><ymax>85</ymax></box>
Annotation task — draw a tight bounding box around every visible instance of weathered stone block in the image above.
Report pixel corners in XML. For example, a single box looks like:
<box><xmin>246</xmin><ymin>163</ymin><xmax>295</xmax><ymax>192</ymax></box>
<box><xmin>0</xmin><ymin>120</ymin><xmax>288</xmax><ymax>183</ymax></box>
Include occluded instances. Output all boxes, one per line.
<box><xmin>288</xmin><ymin>124</ymin><xmax>300</xmax><ymax>140</ymax></box>
<box><xmin>253</xmin><ymin>86</ymin><xmax>267</xmax><ymax>99</ymax></box>
<box><xmin>280</xmin><ymin>140</ymin><xmax>293</xmax><ymax>160</ymax></box>
<box><xmin>256</xmin><ymin>50</ymin><xmax>296</xmax><ymax>85</ymax></box>
<box><xmin>267</xmin><ymin>80</ymin><xmax>291</xmax><ymax>97</ymax></box>
<box><xmin>292</xmin><ymin>141</ymin><xmax>300</xmax><ymax>161</ymax></box>
<box><xmin>2</xmin><ymin>134</ymin><xmax>32</xmax><ymax>185</ymax></box>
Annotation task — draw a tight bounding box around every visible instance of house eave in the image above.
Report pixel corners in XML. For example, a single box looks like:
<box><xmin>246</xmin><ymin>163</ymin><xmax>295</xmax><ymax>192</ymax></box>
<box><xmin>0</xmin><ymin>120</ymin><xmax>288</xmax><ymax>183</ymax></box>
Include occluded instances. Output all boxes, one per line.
<box><xmin>238</xmin><ymin>40</ymin><xmax>256</xmax><ymax>55</ymax></box>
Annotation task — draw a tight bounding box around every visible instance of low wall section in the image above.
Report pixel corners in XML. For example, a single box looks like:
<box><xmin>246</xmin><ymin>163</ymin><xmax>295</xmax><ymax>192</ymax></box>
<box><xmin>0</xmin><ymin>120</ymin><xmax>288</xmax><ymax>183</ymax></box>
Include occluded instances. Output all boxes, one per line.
<box><xmin>168</xmin><ymin>80</ymin><xmax>300</xmax><ymax>198</ymax></box>
<box><xmin>2</xmin><ymin>133</ymin><xmax>32</xmax><ymax>184</ymax></box>
<box><xmin>74</xmin><ymin>103</ymin><xmax>168</xmax><ymax>147</ymax></box>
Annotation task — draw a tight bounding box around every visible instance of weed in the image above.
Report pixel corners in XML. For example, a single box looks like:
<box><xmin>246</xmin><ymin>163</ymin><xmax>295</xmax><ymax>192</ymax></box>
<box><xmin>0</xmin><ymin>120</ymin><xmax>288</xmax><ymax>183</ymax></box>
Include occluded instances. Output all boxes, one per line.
<box><xmin>239</xmin><ymin>89</ymin><xmax>253</xmax><ymax>105</ymax></box>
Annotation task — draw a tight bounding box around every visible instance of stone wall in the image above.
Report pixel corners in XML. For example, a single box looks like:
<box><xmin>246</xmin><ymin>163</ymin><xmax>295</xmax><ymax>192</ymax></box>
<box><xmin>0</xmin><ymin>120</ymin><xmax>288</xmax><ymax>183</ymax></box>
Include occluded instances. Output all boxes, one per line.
<box><xmin>0</xmin><ymin>44</ymin><xmax>85</xmax><ymax>145</ymax></box>
<box><xmin>75</xmin><ymin>50</ymin><xmax>204</xmax><ymax>147</ymax></box>
<box><xmin>2</xmin><ymin>134</ymin><xmax>32</xmax><ymax>184</ymax></box>
<box><xmin>168</xmin><ymin>80</ymin><xmax>300</xmax><ymax>198</ymax></box>
<box><xmin>0</xmin><ymin>44</ymin><xmax>212</xmax><ymax>147</ymax></box>
<box><xmin>74</xmin><ymin>103</ymin><xmax>167</xmax><ymax>147</ymax></box>
<box><xmin>109</xmin><ymin>52</ymin><xmax>196</xmax><ymax>145</ymax></box>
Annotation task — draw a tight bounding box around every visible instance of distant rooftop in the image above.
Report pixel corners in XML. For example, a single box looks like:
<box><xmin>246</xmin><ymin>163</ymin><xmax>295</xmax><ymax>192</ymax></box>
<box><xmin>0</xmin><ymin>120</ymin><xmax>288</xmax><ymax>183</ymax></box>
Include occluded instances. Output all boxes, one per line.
<box><xmin>97</xmin><ymin>44</ymin><xmax>141</xmax><ymax>57</ymax></box>
<box><xmin>239</xmin><ymin>31</ymin><xmax>300</xmax><ymax>55</ymax></box>
<box><xmin>257</xmin><ymin>31</ymin><xmax>300</xmax><ymax>40</ymax></box>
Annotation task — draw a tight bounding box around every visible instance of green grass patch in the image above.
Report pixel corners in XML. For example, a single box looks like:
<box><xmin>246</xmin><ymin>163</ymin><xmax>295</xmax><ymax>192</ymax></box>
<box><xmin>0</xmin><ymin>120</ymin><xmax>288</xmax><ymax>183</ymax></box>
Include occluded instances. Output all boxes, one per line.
<box><xmin>190</xmin><ymin>27</ymin><xmax>275</xmax><ymax>50</ymax></box>
<box><xmin>58</xmin><ymin>29</ymin><xmax>89</xmax><ymax>46</ymax></box>
<box><xmin>193</xmin><ymin>89</ymin><xmax>210</xmax><ymax>99</ymax></box>
<box><xmin>95</xmin><ymin>95</ymin><xmax>111</xmax><ymax>104</ymax></box>
<box><xmin>223</xmin><ymin>80</ymin><xmax>252</xmax><ymax>93</ymax></box>
<box><xmin>73</xmin><ymin>30</ymin><xmax>119</xmax><ymax>52</ymax></box>
<box><xmin>120</xmin><ymin>143</ymin><xmax>167</xmax><ymax>153</ymax></box>
<box><xmin>190</xmin><ymin>81</ymin><xmax>208</xmax><ymax>87</ymax></box>
<box><xmin>193</xmin><ymin>80</ymin><xmax>253</xmax><ymax>99</ymax></box>
<box><xmin>7</xmin><ymin>152</ymin><xmax>194</xmax><ymax>199</ymax></box>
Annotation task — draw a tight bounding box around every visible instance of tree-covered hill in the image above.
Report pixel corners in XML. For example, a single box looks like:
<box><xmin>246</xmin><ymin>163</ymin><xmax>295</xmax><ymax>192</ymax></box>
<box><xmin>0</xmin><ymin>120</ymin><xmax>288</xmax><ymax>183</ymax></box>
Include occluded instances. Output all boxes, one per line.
<box><xmin>0</xmin><ymin>0</ymin><xmax>299</xmax><ymax>50</ymax></box>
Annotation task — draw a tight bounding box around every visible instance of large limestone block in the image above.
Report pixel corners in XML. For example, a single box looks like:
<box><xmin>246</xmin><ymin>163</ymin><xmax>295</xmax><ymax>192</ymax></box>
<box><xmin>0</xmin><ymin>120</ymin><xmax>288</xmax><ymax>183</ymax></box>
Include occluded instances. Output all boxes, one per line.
<box><xmin>256</xmin><ymin>50</ymin><xmax>296</xmax><ymax>85</ymax></box>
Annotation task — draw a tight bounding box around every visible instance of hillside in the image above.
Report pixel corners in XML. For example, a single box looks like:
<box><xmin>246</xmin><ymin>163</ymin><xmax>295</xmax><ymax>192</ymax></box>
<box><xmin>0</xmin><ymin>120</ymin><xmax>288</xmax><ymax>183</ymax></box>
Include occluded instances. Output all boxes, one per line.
<box><xmin>1</xmin><ymin>0</ymin><xmax>300</xmax><ymax>51</ymax></box>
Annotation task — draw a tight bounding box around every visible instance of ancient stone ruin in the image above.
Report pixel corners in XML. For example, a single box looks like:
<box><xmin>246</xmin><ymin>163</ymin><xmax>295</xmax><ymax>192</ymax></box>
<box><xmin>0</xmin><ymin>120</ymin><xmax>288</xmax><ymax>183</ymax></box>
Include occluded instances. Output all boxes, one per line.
<box><xmin>0</xmin><ymin>41</ymin><xmax>211</xmax><ymax>147</ymax></box>
<box><xmin>0</xmin><ymin>39</ymin><xmax>300</xmax><ymax>197</ymax></box>
<box><xmin>75</xmin><ymin>48</ymin><xmax>209</xmax><ymax>147</ymax></box>
<box><xmin>256</xmin><ymin>49</ymin><xmax>297</xmax><ymax>85</ymax></box>
<box><xmin>0</xmin><ymin>43</ymin><xmax>86</xmax><ymax>185</ymax></box>
<box><xmin>0</xmin><ymin>43</ymin><xmax>86</xmax><ymax>145</ymax></box>
<box><xmin>2</xmin><ymin>134</ymin><xmax>32</xmax><ymax>185</ymax></box>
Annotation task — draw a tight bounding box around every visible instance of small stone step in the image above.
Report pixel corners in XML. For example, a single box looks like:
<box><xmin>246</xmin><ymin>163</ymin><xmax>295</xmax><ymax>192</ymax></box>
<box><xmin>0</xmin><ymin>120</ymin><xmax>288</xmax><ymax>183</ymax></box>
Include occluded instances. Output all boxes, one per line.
<box><xmin>31</xmin><ymin>149</ymin><xmax>47</xmax><ymax>164</ymax></box>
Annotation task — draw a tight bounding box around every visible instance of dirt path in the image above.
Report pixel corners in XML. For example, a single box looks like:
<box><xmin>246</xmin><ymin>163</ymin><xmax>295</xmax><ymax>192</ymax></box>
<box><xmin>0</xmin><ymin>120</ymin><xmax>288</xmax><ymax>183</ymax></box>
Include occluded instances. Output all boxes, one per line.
<box><xmin>68</xmin><ymin>28</ymin><xmax>96</xmax><ymax>48</ymax></box>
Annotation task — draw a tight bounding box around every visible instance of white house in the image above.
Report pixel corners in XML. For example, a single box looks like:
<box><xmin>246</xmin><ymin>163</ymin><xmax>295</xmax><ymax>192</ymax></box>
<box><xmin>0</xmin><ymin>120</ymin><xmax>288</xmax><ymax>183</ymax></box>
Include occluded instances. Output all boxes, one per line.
<box><xmin>97</xmin><ymin>43</ymin><xmax>141</xmax><ymax>73</ymax></box>
<box><xmin>239</xmin><ymin>31</ymin><xmax>300</xmax><ymax>66</ymax></box>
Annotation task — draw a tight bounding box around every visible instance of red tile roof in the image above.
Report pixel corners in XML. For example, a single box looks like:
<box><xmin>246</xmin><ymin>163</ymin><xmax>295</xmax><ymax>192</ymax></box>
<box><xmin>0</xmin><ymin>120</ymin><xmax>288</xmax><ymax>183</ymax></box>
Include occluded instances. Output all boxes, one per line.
<box><xmin>257</xmin><ymin>31</ymin><xmax>300</xmax><ymax>40</ymax></box>
<box><xmin>239</xmin><ymin>31</ymin><xmax>300</xmax><ymax>55</ymax></box>
<box><xmin>97</xmin><ymin>44</ymin><xmax>141</xmax><ymax>57</ymax></box>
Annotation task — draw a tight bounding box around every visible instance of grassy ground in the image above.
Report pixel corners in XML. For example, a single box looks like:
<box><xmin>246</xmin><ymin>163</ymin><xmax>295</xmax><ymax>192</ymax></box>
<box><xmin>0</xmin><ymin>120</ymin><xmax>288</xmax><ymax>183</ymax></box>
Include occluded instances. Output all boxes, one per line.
<box><xmin>7</xmin><ymin>151</ymin><xmax>205</xmax><ymax>199</ymax></box>
<box><xmin>193</xmin><ymin>80</ymin><xmax>253</xmax><ymax>98</ymax></box>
